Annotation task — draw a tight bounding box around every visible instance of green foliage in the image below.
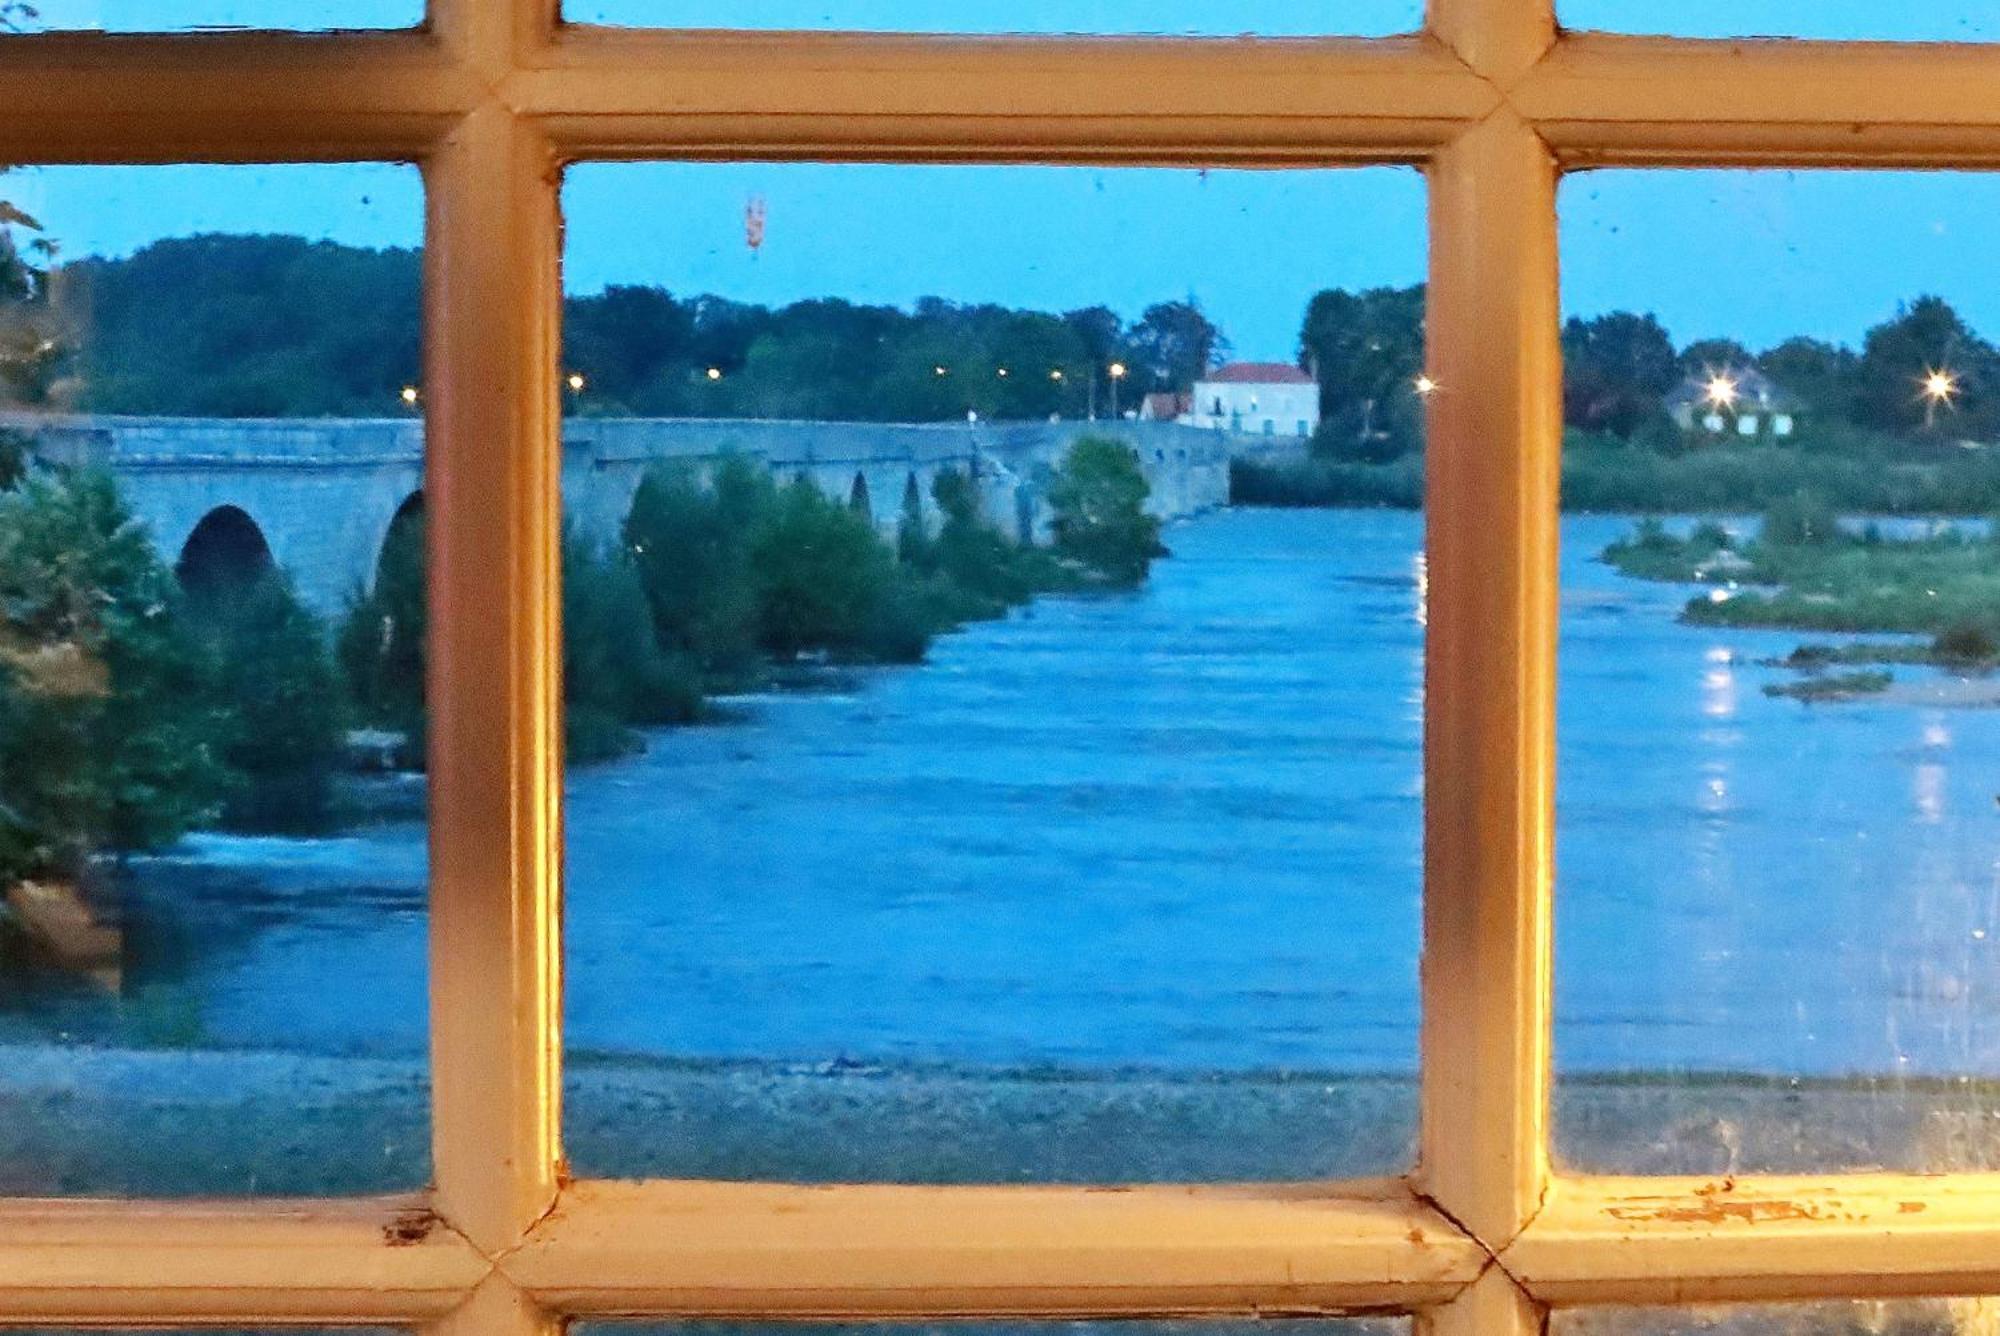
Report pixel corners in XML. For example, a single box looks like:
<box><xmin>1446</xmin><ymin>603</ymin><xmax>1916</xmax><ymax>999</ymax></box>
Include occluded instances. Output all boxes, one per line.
<box><xmin>1763</xmin><ymin>669</ymin><xmax>1892</xmax><ymax>702</ymax></box>
<box><xmin>749</xmin><ymin>477</ymin><xmax>932</xmax><ymax>663</ymax></box>
<box><xmin>0</xmin><ymin>429</ymin><xmax>26</xmax><ymax>491</ymax></box>
<box><xmin>185</xmin><ymin>570</ymin><xmax>345</xmax><ymax>832</ymax></box>
<box><xmin>624</xmin><ymin>458</ymin><xmax>766</xmax><ymax>683</ymax></box>
<box><xmin>1298</xmin><ymin>284</ymin><xmax>1425</xmax><ymax>461</ymax></box>
<box><xmin>0</xmin><ymin>469</ymin><xmax>228</xmax><ymax>882</ymax></box>
<box><xmin>1932</xmin><ymin>621</ymin><xmax>1999</xmax><ymax>664</ymax></box>
<box><xmin>1048</xmin><ymin>436</ymin><xmax>1164</xmax><ymax>587</ymax></box>
<box><xmin>1561</xmin><ymin>311</ymin><xmax>1679</xmax><ymax>439</ymax></box>
<box><xmin>1760</xmin><ymin>492</ymin><xmax>1842</xmax><ymax>547</ymax></box>
<box><xmin>563</xmin><ymin>528</ymin><xmax>704</xmax><ymax>763</ymax></box>
<box><xmin>1853</xmin><ymin>295</ymin><xmax>2000</xmax><ymax>439</ymax></box>
<box><xmin>338</xmin><ymin>504</ymin><xmax>426</xmax><ymax>749</ymax></box>
<box><xmin>67</xmin><ymin>235</ymin><xmax>421</xmax><ymax>417</ymax></box>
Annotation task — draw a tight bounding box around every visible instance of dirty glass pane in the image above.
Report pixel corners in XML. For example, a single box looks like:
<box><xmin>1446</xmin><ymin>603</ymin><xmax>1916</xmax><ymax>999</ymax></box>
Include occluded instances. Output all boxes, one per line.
<box><xmin>559</xmin><ymin>162</ymin><xmax>1428</xmax><ymax>1182</ymax></box>
<box><xmin>0</xmin><ymin>164</ymin><xmax>428</xmax><ymax>1194</ymax></box>
<box><xmin>2</xmin><ymin>1</ymin><xmax>417</xmax><ymax>31</ymax></box>
<box><xmin>1553</xmin><ymin>170</ymin><xmax>2000</xmax><ymax>1174</ymax></box>
<box><xmin>1559</xmin><ymin>1299</ymin><xmax>1998</xmax><ymax>1334</ymax></box>
<box><xmin>1559</xmin><ymin>0</ymin><xmax>1994</xmax><ymax>41</ymax></box>
<box><xmin>566</xmin><ymin>0</ymin><xmax>1418</xmax><ymax>36</ymax></box>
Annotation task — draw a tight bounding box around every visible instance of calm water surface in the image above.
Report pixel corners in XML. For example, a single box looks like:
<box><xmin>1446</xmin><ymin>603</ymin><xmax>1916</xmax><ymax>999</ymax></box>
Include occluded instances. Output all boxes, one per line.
<box><xmin>28</xmin><ymin>507</ymin><xmax>2000</xmax><ymax>1081</ymax></box>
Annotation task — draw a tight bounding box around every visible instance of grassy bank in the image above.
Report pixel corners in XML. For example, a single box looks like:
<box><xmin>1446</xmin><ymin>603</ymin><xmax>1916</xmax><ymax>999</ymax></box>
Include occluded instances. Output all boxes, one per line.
<box><xmin>1600</xmin><ymin>497</ymin><xmax>2000</xmax><ymax>698</ymax></box>
<box><xmin>1234</xmin><ymin>433</ymin><xmax>2000</xmax><ymax>515</ymax></box>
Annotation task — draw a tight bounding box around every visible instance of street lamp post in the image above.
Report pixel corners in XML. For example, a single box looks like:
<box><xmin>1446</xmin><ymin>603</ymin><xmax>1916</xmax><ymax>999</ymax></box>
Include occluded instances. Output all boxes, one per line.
<box><xmin>1109</xmin><ymin>361</ymin><xmax>1128</xmax><ymax>419</ymax></box>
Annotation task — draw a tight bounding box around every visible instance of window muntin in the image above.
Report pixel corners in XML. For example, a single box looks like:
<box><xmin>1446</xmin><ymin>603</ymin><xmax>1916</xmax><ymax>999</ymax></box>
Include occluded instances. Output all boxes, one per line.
<box><xmin>0</xmin><ymin>163</ymin><xmax>429</xmax><ymax>1195</ymax></box>
<box><xmin>559</xmin><ymin>160</ymin><xmax>1426</xmax><ymax>1183</ymax></box>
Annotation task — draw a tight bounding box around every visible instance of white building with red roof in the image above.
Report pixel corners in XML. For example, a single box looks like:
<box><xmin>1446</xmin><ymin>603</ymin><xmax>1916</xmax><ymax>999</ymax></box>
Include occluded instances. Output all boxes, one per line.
<box><xmin>1183</xmin><ymin>361</ymin><xmax>1319</xmax><ymax>437</ymax></box>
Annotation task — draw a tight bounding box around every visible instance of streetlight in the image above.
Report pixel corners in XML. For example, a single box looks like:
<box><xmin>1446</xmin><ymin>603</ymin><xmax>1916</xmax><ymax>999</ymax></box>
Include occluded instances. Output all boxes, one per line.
<box><xmin>934</xmin><ymin>364</ymin><xmax>949</xmax><ymax>377</ymax></box>
<box><xmin>1921</xmin><ymin>367</ymin><xmax>1960</xmax><ymax>429</ymax></box>
<box><xmin>566</xmin><ymin>371</ymin><xmax>586</xmax><ymax>394</ymax></box>
<box><xmin>1413</xmin><ymin>373</ymin><xmax>1439</xmax><ymax>398</ymax></box>
<box><xmin>399</xmin><ymin>385</ymin><xmax>419</xmax><ymax>408</ymax></box>
<box><xmin>1109</xmin><ymin>361</ymin><xmax>1128</xmax><ymax>419</ymax></box>
<box><xmin>705</xmin><ymin>366</ymin><xmax>724</xmax><ymax>381</ymax></box>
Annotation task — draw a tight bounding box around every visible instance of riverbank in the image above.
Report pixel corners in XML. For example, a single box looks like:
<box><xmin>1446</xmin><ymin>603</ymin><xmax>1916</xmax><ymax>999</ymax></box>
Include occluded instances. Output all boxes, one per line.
<box><xmin>1232</xmin><ymin>437</ymin><xmax>2000</xmax><ymax>515</ymax></box>
<box><xmin>1599</xmin><ymin>505</ymin><xmax>2000</xmax><ymax>701</ymax></box>
<box><xmin>9</xmin><ymin>1044</ymin><xmax>2000</xmax><ymax>1194</ymax></box>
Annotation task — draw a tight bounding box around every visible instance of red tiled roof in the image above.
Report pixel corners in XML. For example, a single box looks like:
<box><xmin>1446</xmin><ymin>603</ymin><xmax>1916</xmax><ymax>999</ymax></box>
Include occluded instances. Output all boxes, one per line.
<box><xmin>1203</xmin><ymin>361</ymin><xmax>1314</xmax><ymax>385</ymax></box>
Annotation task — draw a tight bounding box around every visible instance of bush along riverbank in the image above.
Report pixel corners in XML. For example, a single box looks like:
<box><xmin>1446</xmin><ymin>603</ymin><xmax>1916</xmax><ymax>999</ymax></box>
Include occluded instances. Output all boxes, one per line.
<box><xmin>0</xmin><ymin>433</ymin><xmax>1167</xmax><ymax>923</ymax></box>
<box><xmin>1599</xmin><ymin>493</ymin><xmax>2000</xmax><ymax>702</ymax></box>
<box><xmin>342</xmin><ymin>436</ymin><xmax>1165</xmax><ymax>767</ymax></box>
<box><xmin>1232</xmin><ymin>428</ymin><xmax>2000</xmax><ymax>515</ymax></box>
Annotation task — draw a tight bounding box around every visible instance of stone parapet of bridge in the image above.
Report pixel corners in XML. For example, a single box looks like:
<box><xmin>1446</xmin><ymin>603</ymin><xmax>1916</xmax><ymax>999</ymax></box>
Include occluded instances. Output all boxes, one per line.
<box><xmin>5</xmin><ymin>413</ymin><xmax>1306</xmax><ymax>617</ymax></box>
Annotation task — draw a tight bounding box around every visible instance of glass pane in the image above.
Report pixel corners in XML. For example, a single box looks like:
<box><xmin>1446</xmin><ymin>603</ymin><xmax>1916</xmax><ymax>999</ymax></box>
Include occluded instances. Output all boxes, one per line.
<box><xmin>4</xmin><ymin>0</ymin><xmax>417</xmax><ymax>31</ymax></box>
<box><xmin>1560</xmin><ymin>1299</ymin><xmax>1997</xmax><ymax>1334</ymax></box>
<box><xmin>0</xmin><ymin>164</ymin><xmax>428</xmax><ymax>1194</ymax></box>
<box><xmin>1554</xmin><ymin>170</ymin><xmax>2000</xmax><ymax>1174</ymax></box>
<box><xmin>1558</xmin><ymin>0</ymin><xmax>1994</xmax><ymax>41</ymax></box>
<box><xmin>565</xmin><ymin>0</ymin><xmax>1418</xmax><ymax>36</ymax></box>
<box><xmin>560</xmin><ymin>162</ymin><xmax>1428</xmax><ymax>1182</ymax></box>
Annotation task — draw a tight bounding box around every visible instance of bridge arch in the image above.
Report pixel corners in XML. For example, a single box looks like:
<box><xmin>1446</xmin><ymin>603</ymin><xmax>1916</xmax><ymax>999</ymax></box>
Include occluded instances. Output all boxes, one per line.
<box><xmin>176</xmin><ymin>505</ymin><xmax>276</xmax><ymax>601</ymax></box>
<box><xmin>372</xmin><ymin>491</ymin><xmax>425</xmax><ymax>594</ymax></box>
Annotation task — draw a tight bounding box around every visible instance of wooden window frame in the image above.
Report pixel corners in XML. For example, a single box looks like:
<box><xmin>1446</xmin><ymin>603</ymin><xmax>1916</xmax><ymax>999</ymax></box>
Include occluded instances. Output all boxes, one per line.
<box><xmin>5</xmin><ymin>1</ymin><xmax>1999</xmax><ymax>1332</ymax></box>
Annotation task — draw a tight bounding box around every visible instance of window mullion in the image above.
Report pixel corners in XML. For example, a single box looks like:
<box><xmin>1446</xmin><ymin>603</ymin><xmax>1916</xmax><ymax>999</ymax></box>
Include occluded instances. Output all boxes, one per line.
<box><xmin>423</xmin><ymin>99</ymin><xmax>566</xmax><ymax>1257</ymax></box>
<box><xmin>1417</xmin><ymin>108</ymin><xmax>1561</xmax><ymax>1254</ymax></box>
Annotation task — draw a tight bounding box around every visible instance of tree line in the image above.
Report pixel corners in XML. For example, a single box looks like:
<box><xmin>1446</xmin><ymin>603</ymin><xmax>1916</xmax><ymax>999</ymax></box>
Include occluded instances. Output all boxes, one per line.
<box><xmin>10</xmin><ymin>234</ymin><xmax>1227</xmax><ymax>422</ymax></box>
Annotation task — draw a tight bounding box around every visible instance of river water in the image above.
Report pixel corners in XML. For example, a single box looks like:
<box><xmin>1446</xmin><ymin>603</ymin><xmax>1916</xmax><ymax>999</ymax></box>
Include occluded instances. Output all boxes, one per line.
<box><xmin>22</xmin><ymin>507</ymin><xmax>2000</xmax><ymax>1087</ymax></box>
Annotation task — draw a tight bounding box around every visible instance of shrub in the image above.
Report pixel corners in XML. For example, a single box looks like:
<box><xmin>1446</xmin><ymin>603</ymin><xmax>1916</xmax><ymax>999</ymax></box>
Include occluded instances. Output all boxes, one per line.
<box><xmin>1933</xmin><ymin>621</ymin><xmax>2000</xmax><ymax>664</ymax></box>
<box><xmin>624</xmin><ymin>457</ymin><xmax>765</xmax><ymax>684</ymax></box>
<box><xmin>1048</xmin><ymin>436</ymin><xmax>1165</xmax><ymax>587</ymax></box>
<box><xmin>186</xmin><ymin>569</ymin><xmax>345</xmax><ymax>832</ymax></box>
<box><xmin>337</xmin><ymin>506</ymin><xmax>426</xmax><ymax>745</ymax></box>
<box><xmin>1760</xmin><ymin>491</ymin><xmax>1842</xmax><ymax>547</ymax></box>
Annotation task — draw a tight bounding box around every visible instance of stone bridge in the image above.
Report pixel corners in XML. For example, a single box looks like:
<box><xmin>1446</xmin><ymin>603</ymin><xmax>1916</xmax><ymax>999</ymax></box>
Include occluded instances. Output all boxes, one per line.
<box><xmin>5</xmin><ymin>413</ymin><xmax>1308</xmax><ymax>617</ymax></box>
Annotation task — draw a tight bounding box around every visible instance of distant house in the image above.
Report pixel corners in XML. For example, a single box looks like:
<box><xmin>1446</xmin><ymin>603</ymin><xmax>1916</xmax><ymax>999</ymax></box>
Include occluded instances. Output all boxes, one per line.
<box><xmin>1182</xmin><ymin>362</ymin><xmax>1320</xmax><ymax>437</ymax></box>
<box><xmin>1666</xmin><ymin>367</ymin><xmax>1803</xmax><ymax>440</ymax></box>
<box><xmin>1138</xmin><ymin>391</ymin><xmax>1191</xmax><ymax>422</ymax></box>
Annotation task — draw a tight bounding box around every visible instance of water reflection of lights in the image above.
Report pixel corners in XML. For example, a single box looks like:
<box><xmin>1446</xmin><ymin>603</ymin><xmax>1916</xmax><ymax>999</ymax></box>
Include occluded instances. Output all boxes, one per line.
<box><xmin>1411</xmin><ymin>549</ymin><xmax>1428</xmax><ymax>628</ymax></box>
<box><xmin>1914</xmin><ymin>763</ymin><xmax>1946</xmax><ymax>825</ymax></box>
<box><xmin>1701</xmin><ymin>658</ymin><xmax>1738</xmax><ymax>720</ymax></box>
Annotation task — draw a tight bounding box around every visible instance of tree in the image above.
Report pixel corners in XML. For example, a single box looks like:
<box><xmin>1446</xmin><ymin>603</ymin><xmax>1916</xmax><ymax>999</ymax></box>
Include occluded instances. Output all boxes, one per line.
<box><xmin>186</xmin><ymin>570</ymin><xmax>345</xmax><ymax>832</ymax></box>
<box><xmin>1678</xmin><ymin>337</ymin><xmax>1755</xmax><ymax>379</ymax></box>
<box><xmin>0</xmin><ymin>469</ymin><xmax>228</xmax><ymax>883</ymax></box>
<box><xmin>337</xmin><ymin>505</ymin><xmax>426</xmax><ymax>744</ymax></box>
<box><xmin>623</xmin><ymin>458</ymin><xmax>765</xmax><ymax>682</ymax></box>
<box><xmin>1758</xmin><ymin>336</ymin><xmax>1860</xmax><ymax>422</ymax></box>
<box><xmin>1561</xmin><ymin>311</ymin><xmax>1679</xmax><ymax>438</ymax></box>
<box><xmin>748</xmin><ymin>477</ymin><xmax>905</xmax><ymax>661</ymax></box>
<box><xmin>1047</xmin><ymin>436</ymin><xmax>1164</xmax><ymax>587</ymax></box>
<box><xmin>565</xmin><ymin>284</ymin><xmax>698</xmax><ymax>411</ymax></box>
<box><xmin>1853</xmin><ymin>296</ymin><xmax>1999</xmax><ymax>438</ymax></box>
<box><xmin>562</xmin><ymin>529</ymin><xmax>703</xmax><ymax>762</ymax></box>
<box><xmin>1128</xmin><ymin>300</ymin><xmax>1226</xmax><ymax>394</ymax></box>
<box><xmin>1298</xmin><ymin>284</ymin><xmax>1426</xmax><ymax>461</ymax></box>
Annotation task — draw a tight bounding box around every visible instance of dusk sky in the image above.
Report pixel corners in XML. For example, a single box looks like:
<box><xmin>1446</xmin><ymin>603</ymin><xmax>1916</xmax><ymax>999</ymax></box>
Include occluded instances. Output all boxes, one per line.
<box><xmin>7</xmin><ymin>1</ymin><xmax>2000</xmax><ymax>361</ymax></box>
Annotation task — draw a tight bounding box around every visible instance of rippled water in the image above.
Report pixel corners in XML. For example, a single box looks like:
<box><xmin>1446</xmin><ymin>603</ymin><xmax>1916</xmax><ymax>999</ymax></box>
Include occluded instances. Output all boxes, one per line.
<box><xmin>26</xmin><ymin>506</ymin><xmax>2000</xmax><ymax>1084</ymax></box>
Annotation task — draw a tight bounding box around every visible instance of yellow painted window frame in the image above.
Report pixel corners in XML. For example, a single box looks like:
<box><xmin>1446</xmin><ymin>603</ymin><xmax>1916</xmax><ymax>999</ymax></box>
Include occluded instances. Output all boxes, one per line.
<box><xmin>2</xmin><ymin>0</ymin><xmax>1996</xmax><ymax>1331</ymax></box>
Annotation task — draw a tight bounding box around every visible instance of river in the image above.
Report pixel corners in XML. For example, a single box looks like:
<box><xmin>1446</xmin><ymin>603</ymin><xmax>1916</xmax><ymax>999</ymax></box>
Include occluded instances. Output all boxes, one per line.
<box><xmin>10</xmin><ymin>506</ymin><xmax>2000</xmax><ymax>1183</ymax></box>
